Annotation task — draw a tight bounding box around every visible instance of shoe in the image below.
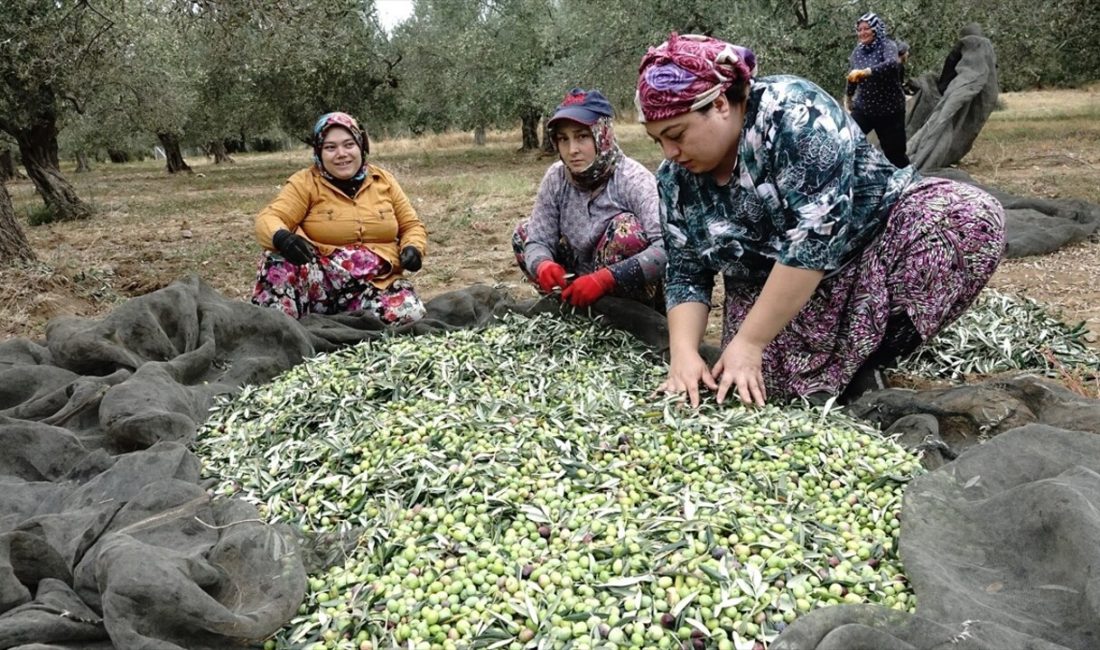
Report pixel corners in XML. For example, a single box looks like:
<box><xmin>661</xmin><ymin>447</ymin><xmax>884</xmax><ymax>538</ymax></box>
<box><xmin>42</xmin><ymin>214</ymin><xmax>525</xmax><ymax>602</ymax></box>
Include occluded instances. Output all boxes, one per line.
<box><xmin>803</xmin><ymin>391</ymin><xmax>836</xmax><ymax>407</ymax></box>
<box><xmin>841</xmin><ymin>366</ymin><xmax>887</xmax><ymax>404</ymax></box>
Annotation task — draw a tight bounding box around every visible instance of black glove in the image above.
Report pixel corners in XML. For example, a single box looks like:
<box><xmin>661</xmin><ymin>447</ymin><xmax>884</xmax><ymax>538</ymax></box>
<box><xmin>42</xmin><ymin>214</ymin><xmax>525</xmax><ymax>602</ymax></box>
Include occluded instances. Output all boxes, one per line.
<box><xmin>272</xmin><ymin>229</ymin><xmax>316</xmax><ymax>266</ymax></box>
<box><xmin>399</xmin><ymin>246</ymin><xmax>422</xmax><ymax>272</ymax></box>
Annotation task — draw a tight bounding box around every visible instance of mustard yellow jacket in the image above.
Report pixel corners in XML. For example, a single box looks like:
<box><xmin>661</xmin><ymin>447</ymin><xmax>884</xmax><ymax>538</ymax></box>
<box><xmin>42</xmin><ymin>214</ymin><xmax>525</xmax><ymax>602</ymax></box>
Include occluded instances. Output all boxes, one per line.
<box><xmin>255</xmin><ymin>165</ymin><xmax>428</xmax><ymax>288</ymax></box>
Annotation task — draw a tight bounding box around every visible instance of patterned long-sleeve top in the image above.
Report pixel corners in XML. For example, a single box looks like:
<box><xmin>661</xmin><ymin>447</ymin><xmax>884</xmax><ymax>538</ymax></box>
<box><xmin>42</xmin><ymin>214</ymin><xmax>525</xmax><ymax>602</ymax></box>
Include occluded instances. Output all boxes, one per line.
<box><xmin>658</xmin><ymin>75</ymin><xmax>919</xmax><ymax>310</ymax></box>
<box><xmin>846</xmin><ymin>37</ymin><xmax>906</xmax><ymax>116</ymax></box>
<box><xmin>524</xmin><ymin>156</ymin><xmax>666</xmax><ymax>291</ymax></box>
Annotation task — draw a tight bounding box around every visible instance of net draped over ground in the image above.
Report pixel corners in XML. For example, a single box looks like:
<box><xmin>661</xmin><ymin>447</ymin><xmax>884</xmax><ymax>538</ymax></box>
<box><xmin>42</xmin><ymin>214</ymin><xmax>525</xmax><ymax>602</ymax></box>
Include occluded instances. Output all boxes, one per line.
<box><xmin>929</xmin><ymin>169</ymin><xmax>1100</xmax><ymax>258</ymax></box>
<box><xmin>0</xmin><ymin>188</ymin><xmax>1097</xmax><ymax>650</ymax></box>
<box><xmin>905</xmin><ymin>32</ymin><xmax>999</xmax><ymax>172</ymax></box>
<box><xmin>901</xmin><ymin>32</ymin><xmax>1100</xmax><ymax>256</ymax></box>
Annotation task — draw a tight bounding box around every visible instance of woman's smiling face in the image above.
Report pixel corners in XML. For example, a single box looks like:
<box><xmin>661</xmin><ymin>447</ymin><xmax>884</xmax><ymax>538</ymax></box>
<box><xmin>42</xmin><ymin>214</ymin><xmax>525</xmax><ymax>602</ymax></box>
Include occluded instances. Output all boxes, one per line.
<box><xmin>320</xmin><ymin>126</ymin><xmax>362</xmax><ymax>179</ymax></box>
<box><xmin>857</xmin><ymin>21</ymin><xmax>876</xmax><ymax>45</ymax></box>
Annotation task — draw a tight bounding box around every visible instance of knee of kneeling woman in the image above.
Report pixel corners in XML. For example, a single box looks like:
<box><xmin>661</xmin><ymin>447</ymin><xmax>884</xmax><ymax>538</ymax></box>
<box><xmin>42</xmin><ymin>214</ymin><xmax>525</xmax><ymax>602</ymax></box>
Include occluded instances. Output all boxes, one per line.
<box><xmin>597</xmin><ymin>212</ymin><xmax>650</xmax><ymax>261</ymax></box>
<box><xmin>605</xmin><ymin>212</ymin><xmax>644</xmax><ymax>235</ymax></box>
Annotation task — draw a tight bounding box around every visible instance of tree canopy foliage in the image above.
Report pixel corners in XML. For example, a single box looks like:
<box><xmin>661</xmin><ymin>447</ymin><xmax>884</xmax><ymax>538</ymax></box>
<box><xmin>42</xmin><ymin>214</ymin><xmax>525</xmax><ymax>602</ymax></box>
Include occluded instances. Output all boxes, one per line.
<box><xmin>0</xmin><ymin>0</ymin><xmax>1096</xmax><ymax>207</ymax></box>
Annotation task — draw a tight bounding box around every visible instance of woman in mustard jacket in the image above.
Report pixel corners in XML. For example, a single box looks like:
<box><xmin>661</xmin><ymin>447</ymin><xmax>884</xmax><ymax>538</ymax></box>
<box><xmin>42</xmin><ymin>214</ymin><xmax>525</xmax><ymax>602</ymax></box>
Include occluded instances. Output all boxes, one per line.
<box><xmin>252</xmin><ymin>112</ymin><xmax>428</xmax><ymax>324</ymax></box>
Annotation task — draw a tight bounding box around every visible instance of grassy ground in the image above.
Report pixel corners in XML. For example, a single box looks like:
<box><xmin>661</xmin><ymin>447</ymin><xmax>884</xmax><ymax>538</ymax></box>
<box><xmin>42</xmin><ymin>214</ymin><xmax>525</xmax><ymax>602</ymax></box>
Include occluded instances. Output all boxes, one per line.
<box><xmin>963</xmin><ymin>86</ymin><xmax>1100</xmax><ymax>351</ymax></box>
<box><xmin>3</xmin><ymin>88</ymin><xmax>1099</xmax><ymax>354</ymax></box>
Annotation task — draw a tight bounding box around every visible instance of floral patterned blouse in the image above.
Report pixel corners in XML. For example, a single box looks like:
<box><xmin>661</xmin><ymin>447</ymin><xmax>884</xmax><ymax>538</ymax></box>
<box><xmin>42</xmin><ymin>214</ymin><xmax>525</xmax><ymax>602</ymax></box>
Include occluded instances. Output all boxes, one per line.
<box><xmin>657</xmin><ymin>75</ymin><xmax>919</xmax><ymax>310</ymax></box>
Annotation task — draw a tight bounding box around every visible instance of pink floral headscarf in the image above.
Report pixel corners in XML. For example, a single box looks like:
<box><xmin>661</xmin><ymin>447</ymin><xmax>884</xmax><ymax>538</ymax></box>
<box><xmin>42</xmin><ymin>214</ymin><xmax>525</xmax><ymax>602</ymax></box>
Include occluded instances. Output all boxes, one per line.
<box><xmin>312</xmin><ymin>111</ymin><xmax>368</xmax><ymax>182</ymax></box>
<box><xmin>635</xmin><ymin>33</ymin><xmax>757</xmax><ymax>123</ymax></box>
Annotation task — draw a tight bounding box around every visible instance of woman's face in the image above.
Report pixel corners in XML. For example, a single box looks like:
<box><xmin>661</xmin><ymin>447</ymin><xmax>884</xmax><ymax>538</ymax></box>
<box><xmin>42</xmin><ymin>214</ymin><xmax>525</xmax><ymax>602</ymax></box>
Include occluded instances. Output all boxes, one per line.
<box><xmin>320</xmin><ymin>126</ymin><xmax>362</xmax><ymax>179</ymax></box>
<box><xmin>857</xmin><ymin>21</ymin><xmax>876</xmax><ymax>45</ymax></box>
<box><xmin>553</xmin><ymin>121</ymin><xmax>597</xmax><ymax>174</ymax></box>
<box><xmin>644</xmin><ymin>94</ymin><xmax>743</xmax><ymax>181</ymax></box>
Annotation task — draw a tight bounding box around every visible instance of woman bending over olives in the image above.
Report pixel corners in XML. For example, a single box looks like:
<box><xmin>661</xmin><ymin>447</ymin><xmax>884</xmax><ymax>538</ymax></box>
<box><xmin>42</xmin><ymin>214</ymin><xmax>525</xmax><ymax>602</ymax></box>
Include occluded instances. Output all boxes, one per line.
<box><xmin>636</xmin><ymin>34</ymin><xmax>1005</xmax><ymax>406</ymax></box>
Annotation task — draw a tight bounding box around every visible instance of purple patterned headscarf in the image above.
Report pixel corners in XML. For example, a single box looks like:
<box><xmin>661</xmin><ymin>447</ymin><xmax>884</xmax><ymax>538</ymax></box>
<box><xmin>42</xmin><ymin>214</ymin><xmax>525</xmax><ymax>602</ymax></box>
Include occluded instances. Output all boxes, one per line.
<box><xmin>312</xmin><ymin>112</ymin><xmax>368</xmax><ymax>182</ymax></box>
<box><xmin>635</xmin><ymin>33</ymin><xmax>757</xmax><ymax>123</ymax></box>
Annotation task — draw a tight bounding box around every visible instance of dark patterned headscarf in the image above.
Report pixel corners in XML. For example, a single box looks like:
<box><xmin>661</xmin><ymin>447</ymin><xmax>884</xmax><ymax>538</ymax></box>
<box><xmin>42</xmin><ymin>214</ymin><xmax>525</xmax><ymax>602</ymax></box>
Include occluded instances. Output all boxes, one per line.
<box><xmin>857</xmin><ymin>12</ymin><xmax>888</xmax><ymax>51</ymax></box>
<box><xmin>635</xmin><ymin>33</ymin><xmax>757</xmax><ymax>123</ymax></box>
<box><xmin>552</xmin><ymin>116</ymin><xmax>623</xmax><ymax>192</ymax></box>
<box><xmin>312</xmin><ymin>112</ymin><xmax>369</xmax><ymax>182</ymax></box>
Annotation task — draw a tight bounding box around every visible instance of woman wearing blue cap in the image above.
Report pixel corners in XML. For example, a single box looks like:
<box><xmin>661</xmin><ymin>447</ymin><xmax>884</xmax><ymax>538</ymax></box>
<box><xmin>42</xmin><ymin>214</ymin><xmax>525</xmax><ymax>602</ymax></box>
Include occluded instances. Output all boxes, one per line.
<box><xmin>512</xmin><ymin>88</ymin><xmax>666</xmax><ymax>309</ymax></box>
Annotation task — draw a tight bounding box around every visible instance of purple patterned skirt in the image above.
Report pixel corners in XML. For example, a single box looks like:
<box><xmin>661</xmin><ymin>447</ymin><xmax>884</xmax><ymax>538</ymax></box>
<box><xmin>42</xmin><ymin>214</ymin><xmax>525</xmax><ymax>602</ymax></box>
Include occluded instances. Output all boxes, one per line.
<box><xmin>251</xmin><ymin>245</ymin><xmax>425</xmax><ymax>325</ymax></box>
<box><xmin>723</xmin><ymin>177</ymin><xmax>1005</xmax><ymax>400</ymax></box>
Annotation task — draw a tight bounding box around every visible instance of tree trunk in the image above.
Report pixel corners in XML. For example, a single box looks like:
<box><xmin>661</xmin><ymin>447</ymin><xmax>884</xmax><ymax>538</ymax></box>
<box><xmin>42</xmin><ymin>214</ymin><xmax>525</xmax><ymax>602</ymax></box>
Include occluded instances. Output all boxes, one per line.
<box><xmin>157</xmin><ymin>132</ymin><xmax>192</xmax><ymax>174</ymax></box>
<box><xmin>209</xmin><ymin>140</ymin><xmax>234</xmax><ymax>164</ymax></box>
<box><xmin>0</xmin><ymin>182</ymin><xmax>36</xmax><ymax>265</ymax></box>
<box><xmin>0</xmin><ymin>148</ymin><xmax>18</xmax><ymax>181</ymax></box>
<box><xmin>540</xmin><ymin>121</ymin><xmax>556</xmax><ymax>155</ymax></box>
<box><xmin>107</xmin><ymin>149</ymin><xmax>131</xmax><ymax>163</ymax></box>
<box><xmin>14</xmin><ymin>124</ymin><xmax>92</xmax><ymax>222</ymax></box>
<box><xmin>74</xmin><ymin>151</ymin><xmax>91</xmax><ymax>173</ymax></box>
<box><xmin>519</xmin><ymin>109</ymin><xmax>541</xmax><ymax>151</ymax></box>
<box><xmin>473</xmin><ymin>126</ymin><xmax>486</xmax><ymax>146</ymax></box>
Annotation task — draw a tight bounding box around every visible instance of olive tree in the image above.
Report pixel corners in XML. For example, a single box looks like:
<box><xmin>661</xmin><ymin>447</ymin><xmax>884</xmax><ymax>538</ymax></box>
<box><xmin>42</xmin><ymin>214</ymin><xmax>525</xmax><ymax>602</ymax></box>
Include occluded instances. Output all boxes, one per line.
<box><xmin>70</xmin><ymin>4</ymin><xmax>204</xmax><ymax>174</ymax></box>
<box><xmin>389</xmin><ymin>1</ymin><xmax>491</xmax><ymax>139</ymax></box>
<box><xmin>0</xmin><ymin>182</ymin><xmax>35</xmax><ymax>265</ymax></box>
<box><xmin>213</xmin><ymin>0</ymin><xmax>400</xmax><ymax>143</ymax></box>
<box><xmin>394</xmin><ymin>0</ymin><xmax>563</xmax><ymax>151</ymax></box>
<box><xmin>0</xmin><ymin>1</ymin><xmax>118</xmax><ymax>220</ymax></box>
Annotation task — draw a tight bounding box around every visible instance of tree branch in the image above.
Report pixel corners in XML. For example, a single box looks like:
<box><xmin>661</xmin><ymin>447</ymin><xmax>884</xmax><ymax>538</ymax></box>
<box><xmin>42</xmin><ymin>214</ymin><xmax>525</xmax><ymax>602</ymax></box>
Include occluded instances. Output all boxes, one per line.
<box><xmin>796</xmin><ymin>0</ymin><xmax>809</xmax><ymax>27</ymax></box>
<box><xmin>72</xmin><ymin>1</ymin><xmax>117</xmax><ymax>71</ymax></box>
<box><xmin>62</xmin><ymin>95</ymin><xmax>85</xmax><ymax>115</ymax></box>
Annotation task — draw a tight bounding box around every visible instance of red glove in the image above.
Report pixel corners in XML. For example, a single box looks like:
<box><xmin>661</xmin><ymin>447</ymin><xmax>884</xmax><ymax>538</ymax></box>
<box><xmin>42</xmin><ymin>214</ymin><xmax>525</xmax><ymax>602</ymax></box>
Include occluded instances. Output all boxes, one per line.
<box><xmin>535</xmin><ymin>261</ymin><xmax>569</xmax><ymax>293</ymax></box>
<box><xmin>561</xmin><ymin>268</ymin><xmax>615</xmax><ymax>307</ymax></box>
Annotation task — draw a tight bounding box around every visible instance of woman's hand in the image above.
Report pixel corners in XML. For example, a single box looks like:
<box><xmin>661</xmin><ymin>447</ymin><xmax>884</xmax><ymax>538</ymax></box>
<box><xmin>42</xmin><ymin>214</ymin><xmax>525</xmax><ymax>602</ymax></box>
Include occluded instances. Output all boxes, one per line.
<box><xmin>535</xmin><ymin>261</ymin><xmax>569</xmax><ymax>293</ymax></box>
<box><xmin>712</xmin><ymin>335</ymin><xmax>767</xmax><ymax>406</ymax></box>
<box><xmin>720</xmin><ymin>264</ymin><xmax>824</xmax><ymax>406</ymax></box>
<box><xmin>847</xmin><ymin>68</ymin><xmax>872</xmax><ymax>83</ymax></box>
<box><xmin>659</xmin><ymin>351</ymin><xmax>718</xmax><ymax>408</ymax></box>
<box><xmin>399</xmin><ymin>246</ymin><xmax>422</xmax><ymax>272</ymax></box>
<box><xmin>272</xmin><ymin>229</ymin><xmax>317</xmax><ymax>266</ymax></box>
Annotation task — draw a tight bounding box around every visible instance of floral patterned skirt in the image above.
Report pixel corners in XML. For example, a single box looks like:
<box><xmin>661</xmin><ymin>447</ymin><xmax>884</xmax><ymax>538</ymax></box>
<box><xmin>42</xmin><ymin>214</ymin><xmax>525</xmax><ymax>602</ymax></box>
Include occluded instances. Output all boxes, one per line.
<box><xmin>251</xmin><ymin>245</ymin><xmax>425</xmax><ymax>325</ymax></box>
<box><xmin>512</xmin><ymin>212</ymin><xmax>662</xmax><ymax>306</ymax></box>
<box><xmin>723</xmin><ymin>177</ymin><xmax>1006</xmax><ymax>400</ymax></box>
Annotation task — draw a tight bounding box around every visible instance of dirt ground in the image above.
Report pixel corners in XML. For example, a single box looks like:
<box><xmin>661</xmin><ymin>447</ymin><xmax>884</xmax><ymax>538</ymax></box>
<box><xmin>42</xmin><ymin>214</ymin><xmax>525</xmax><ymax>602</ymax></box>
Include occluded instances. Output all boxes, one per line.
<box><xmin>2</xmin><ymin>89</ymin><xmax>1098</xmax><ymax>357</ymax></box>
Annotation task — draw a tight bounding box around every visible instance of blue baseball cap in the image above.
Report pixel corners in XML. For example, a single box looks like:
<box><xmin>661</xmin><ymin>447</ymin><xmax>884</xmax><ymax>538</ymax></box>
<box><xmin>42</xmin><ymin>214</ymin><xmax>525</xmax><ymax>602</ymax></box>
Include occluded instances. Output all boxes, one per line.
<box><xmin>547</xmin><ymin>88</ymin><xmax>614</xmax><ymax>127</ymax></box>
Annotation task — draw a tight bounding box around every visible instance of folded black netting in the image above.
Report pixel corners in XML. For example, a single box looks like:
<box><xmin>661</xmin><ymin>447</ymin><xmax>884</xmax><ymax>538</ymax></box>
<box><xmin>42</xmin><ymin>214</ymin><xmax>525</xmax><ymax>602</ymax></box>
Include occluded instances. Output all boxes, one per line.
<box><xmin>928</xmin><ymin>168</ymin><xmax>1100</xmax><ymax>259</ymax></box>
<box><xmin>906</xmin><ymin>33</ymin><xmax>999</xmax><ymax>171</ymax></box>
<box><xmin>0</xmin><ymin>276</ymin><xmax>533</xmax><ymax>649</ymax></box>
<box><xmin>2</xmin><ymin>274</ymin><xmax>1100</xmax><ymax>648</ymax></box>
<box><xmin>902</xmin><ymin>32</ymin><xmax>1100</xmax><ymax>258</ymax></box>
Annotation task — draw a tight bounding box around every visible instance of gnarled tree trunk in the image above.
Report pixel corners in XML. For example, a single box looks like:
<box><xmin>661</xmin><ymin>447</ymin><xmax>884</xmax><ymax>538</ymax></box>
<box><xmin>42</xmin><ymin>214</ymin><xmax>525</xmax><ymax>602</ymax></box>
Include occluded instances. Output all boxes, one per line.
<box><xmin>473</xmin><ymin>126</ymin><xmax>486</xmax><ymax>146</ymax></box>
<box><xmin>14</xmin><ymin>120</ymin><xmax>92</xmax><ymax>221</ymax></box>
<box><xmin>0</xmin><ymin>148</ymin><xmax>19</xmax><ymax>181</ymax></box>
<box><xmin>74</xmin><ymin>151</ymin><xmax>91</xmax><ymax>173</ymax></box>
<box><xmin>157</xmin><ymin>132</ymin><xmax>192</xmax><ymax>174</ymax></box>
<box><xmin>209</xmin><ymin>140</ymin><xmax>234</xmax><ymax>164</ymax></box>
<box><xmin>520</xmin><ymin>108</ymin><xmax>541</xmax><ymax>151</ymax></box>
<box><xmin>0</xmin><ymin>182</ymin><xmax>36</xmax><ymax>265</ymax></box>
<box><xmin>540</xmin><ymin>120</ymin><xmax>556</xmax><ymax>155</ymax></box>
